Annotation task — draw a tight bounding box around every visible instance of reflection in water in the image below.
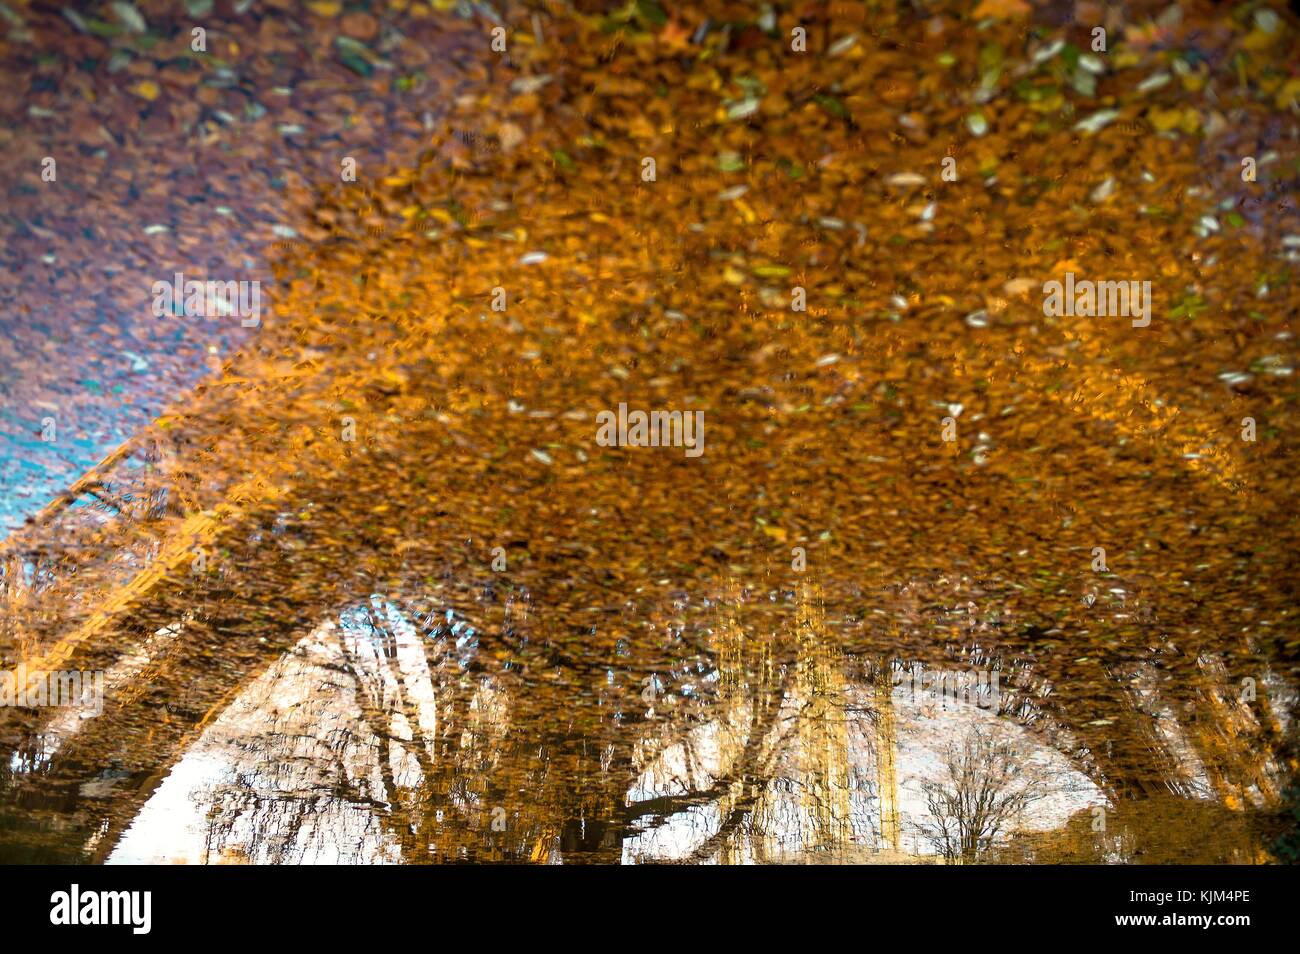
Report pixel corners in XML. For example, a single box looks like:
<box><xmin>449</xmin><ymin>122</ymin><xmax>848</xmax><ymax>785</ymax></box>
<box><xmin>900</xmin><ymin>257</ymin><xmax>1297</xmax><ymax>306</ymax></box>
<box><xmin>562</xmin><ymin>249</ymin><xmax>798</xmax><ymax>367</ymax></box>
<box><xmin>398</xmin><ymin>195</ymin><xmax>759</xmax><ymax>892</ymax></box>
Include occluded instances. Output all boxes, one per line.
<box><xmin>91</xmin><ymin>585</ymin><xmax>1264</xmax><ymax>865</ymax></box>
<box><xmin>2</xmin><ymin>3</ymin><xmax>1297</xmax><ymax>866</ymax></box>
<box><xmin>1</xmin><ymin>549</ymin><xmax>1287</xmax><ymax>865</ymax></box>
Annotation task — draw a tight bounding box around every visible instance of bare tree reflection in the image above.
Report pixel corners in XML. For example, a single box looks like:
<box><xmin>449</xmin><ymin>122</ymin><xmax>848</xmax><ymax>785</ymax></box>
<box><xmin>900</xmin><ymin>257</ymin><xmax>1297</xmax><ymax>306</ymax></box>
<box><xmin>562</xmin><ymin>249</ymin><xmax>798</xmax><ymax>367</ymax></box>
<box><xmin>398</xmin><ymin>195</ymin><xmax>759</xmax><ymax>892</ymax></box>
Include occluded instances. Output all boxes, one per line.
<box><xmin>916</xmin><ymin>725</ymin><xmax>1046</xmax><ymax>864</ymax></box>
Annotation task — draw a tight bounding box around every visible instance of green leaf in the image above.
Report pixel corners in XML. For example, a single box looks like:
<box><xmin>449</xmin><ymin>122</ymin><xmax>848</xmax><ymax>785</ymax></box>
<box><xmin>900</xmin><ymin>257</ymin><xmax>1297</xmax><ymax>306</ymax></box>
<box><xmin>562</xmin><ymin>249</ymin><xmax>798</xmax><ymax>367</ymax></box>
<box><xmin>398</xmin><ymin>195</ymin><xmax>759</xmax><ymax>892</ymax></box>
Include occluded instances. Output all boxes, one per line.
<box><xmin>813</xmin><ymin>94</ymin><xmax>849</xmax><ymax>119</ymax></box>
<box><xmin>717</xmin><ymin>152</ymin><xmax>746</xmax><ymax>172</ymax></box>
<box><xmin>85</xmin><ymin>18</ymin><xmax>123</xmax><ymax>37</ymax></box>
<box><xmin>636</xmin><ymin>0</ymin><xmax>667</xmax><ymax>27</ymax></box>
<box><xmin>340</xmin><ymin>52</ymin><xmax>372</xmax><ymax>77</ymax></box>
<box><xmin>978</xmin><ymin>42</ymin><xmax>1003</xmax><ymax>76</ymax></box>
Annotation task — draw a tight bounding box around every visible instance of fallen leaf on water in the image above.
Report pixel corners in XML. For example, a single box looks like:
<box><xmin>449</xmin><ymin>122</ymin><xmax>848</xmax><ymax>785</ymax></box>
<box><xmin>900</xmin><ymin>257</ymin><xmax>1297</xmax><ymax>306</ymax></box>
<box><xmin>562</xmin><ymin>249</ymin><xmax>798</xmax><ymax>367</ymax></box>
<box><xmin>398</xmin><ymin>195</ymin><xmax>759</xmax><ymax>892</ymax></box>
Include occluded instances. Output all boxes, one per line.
<box><xmin>972</xmin><ymin>0</ymin><xmax>1030</xmax><ymax>20</ymax></box>
<box><xmin>131</xmin><ymin>80</ymin><xmax>160</xmax><ymax>102</ymax></box>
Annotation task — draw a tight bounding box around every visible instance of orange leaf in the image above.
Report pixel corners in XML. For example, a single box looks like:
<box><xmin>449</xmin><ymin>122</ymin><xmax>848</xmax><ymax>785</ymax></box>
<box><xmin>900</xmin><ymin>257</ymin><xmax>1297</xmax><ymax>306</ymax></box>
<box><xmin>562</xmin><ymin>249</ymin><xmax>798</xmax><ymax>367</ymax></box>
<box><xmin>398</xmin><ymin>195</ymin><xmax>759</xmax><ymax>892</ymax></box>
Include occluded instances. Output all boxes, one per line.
<box><xmin>972</xmin><ymin>0</ymin><xmax>1031</xmax><ymax>19</ymax></box>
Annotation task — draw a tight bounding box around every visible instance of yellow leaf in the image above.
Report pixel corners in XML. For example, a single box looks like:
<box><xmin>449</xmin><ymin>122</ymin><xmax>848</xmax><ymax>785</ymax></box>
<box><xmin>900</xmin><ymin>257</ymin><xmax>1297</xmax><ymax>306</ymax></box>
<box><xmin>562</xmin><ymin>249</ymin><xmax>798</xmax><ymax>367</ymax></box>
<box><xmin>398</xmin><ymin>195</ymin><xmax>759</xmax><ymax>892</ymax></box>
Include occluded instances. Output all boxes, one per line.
<box><xmin>1148</xmin><ymin>107</ymin><xmax>1183</xmax><ymax>132</ymax></box>
<box><xmin>307</xmin><ymin>1</ymin><xmax>342</xmax><ymax>16</ymax></box>
<box><xmin>132</xmin><ymin>80</ymin><xmax>160</xmax><ymax>102</ymax></box>
<box><xmin>1275</xmin><ymin>78</ymin><xmax>1300</xmax><ymax>111</ymax></box>
<box><xmin>1029</xmin><ymin>92</ymin><xmax>1065</xmax><ymax>114</ymax></box>
<box><xmin>628</xmin><ymin>114</ymin><xmax>656</xmax><ymax>140</ymax></box>
<box><xmin>1240</xmin><ymin>28</ymin><xmax>1278</xmax><ymax>52</ymax></box>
